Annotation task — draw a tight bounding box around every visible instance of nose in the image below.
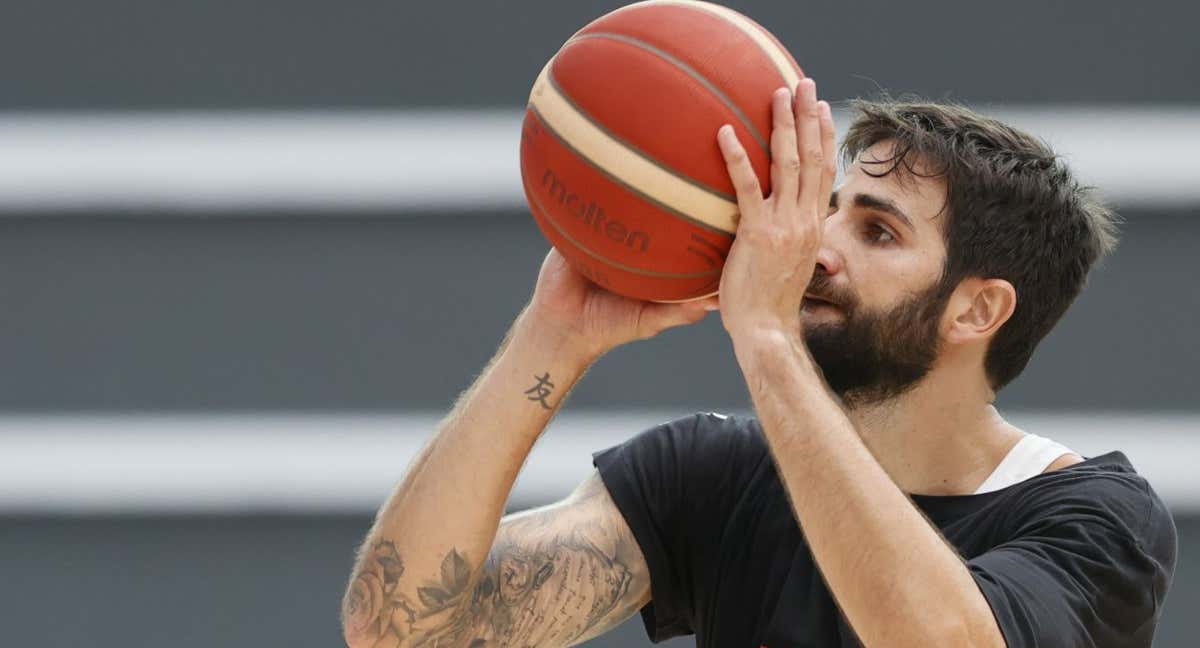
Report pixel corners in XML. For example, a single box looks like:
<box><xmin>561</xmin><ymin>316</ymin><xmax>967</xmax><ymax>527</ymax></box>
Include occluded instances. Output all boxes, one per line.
<box><xmin>814</xmin><ymin>242</ymin><xmax>843</xmax><ymax>277</ymax></box>
<box><xmin>815</xmin><ymin>205</ymin><xmax>849</xmax><ymax>277</ymax></box>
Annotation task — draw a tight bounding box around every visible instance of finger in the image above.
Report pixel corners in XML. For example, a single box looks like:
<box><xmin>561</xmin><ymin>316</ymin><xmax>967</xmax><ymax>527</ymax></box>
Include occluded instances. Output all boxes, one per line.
<box><xmin>816</xmin><ymin>101</ymin><xmax>838</xmax><ymax>219</ymax></box>
<box><xmin>795</xmin><ymin>78</ymin><xmax>825</xmax><ymax>211</ymax></box>
<box><xmin>717</xmin><ymin>124</ymin><xmax>763</xmax><ymax>226</ymax></box>
<box><xmin>768</xmin><ymin>86</ymin><xmax>800</xmax><ymax>205</ymax></box>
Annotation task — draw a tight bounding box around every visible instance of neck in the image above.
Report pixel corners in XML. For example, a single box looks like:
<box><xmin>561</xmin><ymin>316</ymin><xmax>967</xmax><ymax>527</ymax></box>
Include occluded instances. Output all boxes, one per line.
<box><xmin>843</xmin><ymin>364</ymin><xmax>1024</xmax><ymax>496</ymax></box>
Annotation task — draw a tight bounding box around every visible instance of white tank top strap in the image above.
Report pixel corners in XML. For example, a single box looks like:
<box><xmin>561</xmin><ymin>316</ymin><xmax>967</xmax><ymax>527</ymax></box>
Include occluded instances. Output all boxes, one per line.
<box><xmin>972</xmin><ymin>433</ymin><xmax>1077</xmax><ymax>495</ymax></box>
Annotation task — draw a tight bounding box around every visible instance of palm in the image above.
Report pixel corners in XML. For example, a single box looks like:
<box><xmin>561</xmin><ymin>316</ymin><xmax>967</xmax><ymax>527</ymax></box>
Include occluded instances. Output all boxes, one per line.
<box><xmin>528</xmin><ymin>249</ymin><xmax>714</xmax><ymax>357</ymax></box>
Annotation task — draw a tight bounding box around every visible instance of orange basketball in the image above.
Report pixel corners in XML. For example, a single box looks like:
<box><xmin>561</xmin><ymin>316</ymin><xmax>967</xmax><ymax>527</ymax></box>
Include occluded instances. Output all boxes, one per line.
<box><xmin>520</xmin><ymin>0</ymin><xmax>803</xmax><ymax>302</ymax></box>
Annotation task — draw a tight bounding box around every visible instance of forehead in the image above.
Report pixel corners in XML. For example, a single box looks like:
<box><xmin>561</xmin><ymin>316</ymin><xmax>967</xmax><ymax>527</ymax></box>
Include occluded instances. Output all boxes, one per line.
<box><xmin>838</xmin><ymin>140</ymin><xmax>948</xmax><ymax>231</ymax></box>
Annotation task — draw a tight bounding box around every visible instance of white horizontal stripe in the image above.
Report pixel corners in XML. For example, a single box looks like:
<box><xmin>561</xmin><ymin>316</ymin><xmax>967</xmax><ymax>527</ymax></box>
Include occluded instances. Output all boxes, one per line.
<box><xmin>0</xmin><ymin>411</ymin><xmax>1195</xmax><ymax>514</ymax></box>
<box><xmin>0</xmin><ymin>107</ymin><xmax>1196</xmax><ymax>213</ymax></box>
<box><xmin>989</xmin><ymin>107</ymin><xmax>1200</xmax><ymax>209</ymax></box>
<box><xmin>0</xmin><ymin>111</ymin><xmax>524</xmax><ymax>213</ymax></box>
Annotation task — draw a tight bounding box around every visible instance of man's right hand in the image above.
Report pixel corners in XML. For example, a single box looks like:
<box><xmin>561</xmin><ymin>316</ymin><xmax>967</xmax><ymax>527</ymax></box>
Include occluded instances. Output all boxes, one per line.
<box><xmin>523</xmin><ymin>248</ymin><xmax>720</xmax><ymax>362</ymax></box>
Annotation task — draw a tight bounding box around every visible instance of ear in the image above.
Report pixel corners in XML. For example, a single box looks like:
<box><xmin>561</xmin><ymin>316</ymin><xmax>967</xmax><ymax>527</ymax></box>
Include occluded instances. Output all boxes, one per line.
<box><xmin>942</xmin><ymin>278</ymin><xmax>1016</xmax><ymax>345</ymax></box>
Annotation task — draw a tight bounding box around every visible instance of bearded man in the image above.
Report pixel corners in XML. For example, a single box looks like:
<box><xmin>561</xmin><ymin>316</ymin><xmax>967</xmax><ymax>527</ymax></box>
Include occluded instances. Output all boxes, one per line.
<box><xmin>341</xmin><ymin>80</ymin><xmax>1177</xmax><ymax>648</ymax></box>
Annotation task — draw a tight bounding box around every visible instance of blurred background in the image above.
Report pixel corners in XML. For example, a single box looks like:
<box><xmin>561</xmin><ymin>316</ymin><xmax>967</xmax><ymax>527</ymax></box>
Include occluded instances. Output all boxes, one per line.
<box><xmin>1</xmin><ymin>0</ymin><xmax>1196</xmax><ymax>646</ymax></box>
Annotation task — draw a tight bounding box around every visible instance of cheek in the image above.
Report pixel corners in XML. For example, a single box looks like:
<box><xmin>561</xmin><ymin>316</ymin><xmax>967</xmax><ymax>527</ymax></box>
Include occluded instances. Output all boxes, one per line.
<box><xmin>851</xmin><ymin>247</ymin><xmax>942</xmax><ymax>306</ymax></box>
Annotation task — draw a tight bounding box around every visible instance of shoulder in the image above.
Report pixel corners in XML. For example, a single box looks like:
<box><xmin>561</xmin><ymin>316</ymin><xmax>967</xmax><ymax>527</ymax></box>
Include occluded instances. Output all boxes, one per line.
<box><xmin>651</xmin><ymin>410</ymin><xmax>766</xmax><ymax>439</ymax></box>
<box><xmin>970</xmin><ymin>453</ymin><xmax>1178</xmax><ymax>643</ymax></box>
<box><xmin>595</xmin><ymin>411</ymin><xmax>769</xmax><ymax>465</ymax></box>
<box><xmin>663</xmin><ymin>411</ymin><xmax>772</xmax><ymax>471</ymax></box>
<box><xmin>1002</xmin><ymin>452</ymin><xmax>1177</xmax><ymax>563</ymax></box>
<box><xmin>685</xmin><ymin>410</ymin><xmax>771</xmax><ymax>448</ymax></box>
<box><xmin>591</xmin><ymin>411</ymin><xmax>775</xmax><ymax>513</ymax></box>
<box><xmin>1014</xmin><ymin>453</ymin><xmax>1161</xmax><ymax>514</ymax></box>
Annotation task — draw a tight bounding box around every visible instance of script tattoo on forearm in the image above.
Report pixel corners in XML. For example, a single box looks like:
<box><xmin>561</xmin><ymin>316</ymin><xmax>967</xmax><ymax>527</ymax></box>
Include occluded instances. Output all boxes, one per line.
<box><xmin>342</xmin><ymin>487</ymin><xmax>637</xmax><ymax>647</ymax></box>
<box><xmin>524</xmin><ymin>372</ymin><xmax>556</xmax><ymax>410</ymax></box>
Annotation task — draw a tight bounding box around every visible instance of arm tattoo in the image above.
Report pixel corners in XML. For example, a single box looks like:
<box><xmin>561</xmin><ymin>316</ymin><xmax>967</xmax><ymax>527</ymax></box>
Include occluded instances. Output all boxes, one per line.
<box><xmin>523</xmin><ymin>372</ymin><xmax>555</xmax><ymax>410</ymax></box>
<box><xmin>342</xmin><ymin>485</ymin><xmax>639</xmax><ymax>647</ymax></box>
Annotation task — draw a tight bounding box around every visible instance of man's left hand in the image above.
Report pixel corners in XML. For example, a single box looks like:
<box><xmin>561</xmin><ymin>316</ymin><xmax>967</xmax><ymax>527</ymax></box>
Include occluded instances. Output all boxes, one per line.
<box><xmin>714</xmin><ymin>78</ymin><xmax>837</xmax><ymax>343</ymax></box>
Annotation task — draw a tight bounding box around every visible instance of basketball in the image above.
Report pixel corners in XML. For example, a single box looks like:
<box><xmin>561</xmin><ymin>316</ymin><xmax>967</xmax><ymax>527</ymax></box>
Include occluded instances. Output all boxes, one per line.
<box><xmin>519</xmin><ymin>0</ymin><xmax>803</xmax><ymax>302</ymax></box>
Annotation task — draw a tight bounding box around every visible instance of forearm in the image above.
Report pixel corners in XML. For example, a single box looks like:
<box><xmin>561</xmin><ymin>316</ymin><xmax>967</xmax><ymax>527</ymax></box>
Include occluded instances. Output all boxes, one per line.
<box><xmin>342</xmin><ymin>308</ymin><xmax>597</xmax><ymax>647</ymax></box>
<box><xmin>733</xmin><ymin>331</ymin><xmax>1001</xmax><ymax>647</ymax></box>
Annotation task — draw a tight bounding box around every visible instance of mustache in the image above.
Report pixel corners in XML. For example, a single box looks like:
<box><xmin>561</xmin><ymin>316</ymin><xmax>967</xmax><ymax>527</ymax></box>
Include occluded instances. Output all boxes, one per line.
<box><xmin>805</xmin><ymin>274</ymin><xmax>858</xmax><ymax>311</ymax></box>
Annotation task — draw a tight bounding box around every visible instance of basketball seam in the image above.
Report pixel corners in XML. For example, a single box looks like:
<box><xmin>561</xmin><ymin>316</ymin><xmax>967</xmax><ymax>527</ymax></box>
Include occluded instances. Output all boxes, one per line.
<box><xmin>563</xmin><ymin>31</ymin><xmax>770</xmax><ymax>157</ymax></box>
<box><xmin>525</xmin><ymin>172</ymin><xmax>723</xmax><ymax>280</ymax></box>
<box><xmin>607</xmin><ymin>0</ymin><xmax>801</xmax><ymax>90</ymax></box>
<box><xmin>545</xmin><ymin>69</ymin><xmax>738</xmax><ymax>204</ymax></box>
<box><xmin>528</xmin><ymin>102</ymin><xmax>736</xmax><ymax>237</ymax></box>
<box><xmin>686</xmin><ymin>245</ymin><xmax>722</xmax><ymax>267</ymax></box>
<box><xmin>679</xmin><ymin>2</ymin><xmax>800</xmax><ymax>88</ymax></box>
<box><xmin>688</xmin><ymin>232</ymin><xmax>729</xmax><ymax>261</ymax></box>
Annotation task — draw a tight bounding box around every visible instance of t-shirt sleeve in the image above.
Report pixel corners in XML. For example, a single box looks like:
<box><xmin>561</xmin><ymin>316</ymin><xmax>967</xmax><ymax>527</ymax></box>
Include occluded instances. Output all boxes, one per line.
<box><xmin>591</xmin><ymin>412</ymin><xmax>770</xmax><ymax>643</ymax></box>
<box><xmin>967</xmin><ymin>473</ymin><xmax>1177</xmax><ymax>647</ymax></box>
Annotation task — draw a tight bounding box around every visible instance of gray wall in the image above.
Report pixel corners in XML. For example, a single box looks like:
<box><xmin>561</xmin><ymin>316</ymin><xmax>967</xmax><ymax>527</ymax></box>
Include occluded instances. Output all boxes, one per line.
<box><xmin>2</xmin><ymin>0</ymin><xmax>1198</xmax><ymax>109</ymax></box>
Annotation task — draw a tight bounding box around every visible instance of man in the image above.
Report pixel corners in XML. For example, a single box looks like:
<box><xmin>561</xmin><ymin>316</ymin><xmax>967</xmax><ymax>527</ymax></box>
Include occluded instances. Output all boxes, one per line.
<box><xmin>340</xmin><ymin>80</ymin><xmax>1177</xmax><ymax>647</ymax></box>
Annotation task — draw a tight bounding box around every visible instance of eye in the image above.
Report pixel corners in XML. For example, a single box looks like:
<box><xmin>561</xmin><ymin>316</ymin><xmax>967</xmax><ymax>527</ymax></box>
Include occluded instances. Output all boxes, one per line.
<box><xmin>865</xmin><ymin>222</ymin><xmax>896</xmax><ymax>244</ymax></box>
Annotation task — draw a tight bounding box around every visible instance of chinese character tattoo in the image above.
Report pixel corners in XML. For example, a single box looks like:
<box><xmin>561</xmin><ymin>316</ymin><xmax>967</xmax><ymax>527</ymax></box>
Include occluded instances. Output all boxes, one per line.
<box><xmin>524</xmin><ymin>372</ymin><xmax>555</xmax><ymax>410</ymax></box>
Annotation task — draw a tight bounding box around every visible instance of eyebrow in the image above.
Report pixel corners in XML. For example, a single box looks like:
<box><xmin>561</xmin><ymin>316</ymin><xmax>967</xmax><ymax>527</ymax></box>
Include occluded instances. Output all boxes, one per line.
<box><xmin>831</xmin><ymin>190</ymin><xmax>916</xmax><ymax>234</ymax></box>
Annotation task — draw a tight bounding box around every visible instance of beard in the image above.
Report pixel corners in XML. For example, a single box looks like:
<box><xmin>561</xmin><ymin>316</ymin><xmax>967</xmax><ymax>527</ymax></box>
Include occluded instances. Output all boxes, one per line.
<box><xmin>802</xmin><ymin>273</ymin><xmax>952</xmax><ymax>407</ymax></box>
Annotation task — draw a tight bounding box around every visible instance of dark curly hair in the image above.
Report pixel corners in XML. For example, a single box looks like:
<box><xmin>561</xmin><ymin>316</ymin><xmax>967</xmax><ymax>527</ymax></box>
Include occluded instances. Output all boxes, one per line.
<box><xmin>841</xmin><ymin>99</ymin><xmax>1120</xmax><ymax>390</ymax></box>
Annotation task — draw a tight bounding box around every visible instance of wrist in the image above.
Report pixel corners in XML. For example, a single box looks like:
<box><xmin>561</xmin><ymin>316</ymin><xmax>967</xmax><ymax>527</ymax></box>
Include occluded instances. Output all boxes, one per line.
<box><xmin>510</xmin><ymin>308</ymin><xmax>603</xmax><ymax>372</ymax></box>
<box><xmin>731</xmin><ymin>324</ymin><xmax>815</xmax><ymax>374</ymax></box>
<box><xmin>730</xmin><ymin>322</ymin><xmax>804</xmax><ymax>356</ymax></box>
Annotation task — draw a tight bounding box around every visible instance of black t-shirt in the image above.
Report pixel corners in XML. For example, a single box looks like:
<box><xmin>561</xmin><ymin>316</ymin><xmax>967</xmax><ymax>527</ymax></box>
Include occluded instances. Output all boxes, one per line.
<box><xmin>592</xmin><ymin>412</ymin><xmax>1178</xmax><ymax>648</ymax></box>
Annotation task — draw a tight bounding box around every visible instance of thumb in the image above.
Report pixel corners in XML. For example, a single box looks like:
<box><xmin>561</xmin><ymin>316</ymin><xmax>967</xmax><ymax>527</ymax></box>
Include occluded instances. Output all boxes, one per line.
<box><xmin>636</xmin><ymin>296</ymin><xmax>720</xmax><ymax>339</ymax></box>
